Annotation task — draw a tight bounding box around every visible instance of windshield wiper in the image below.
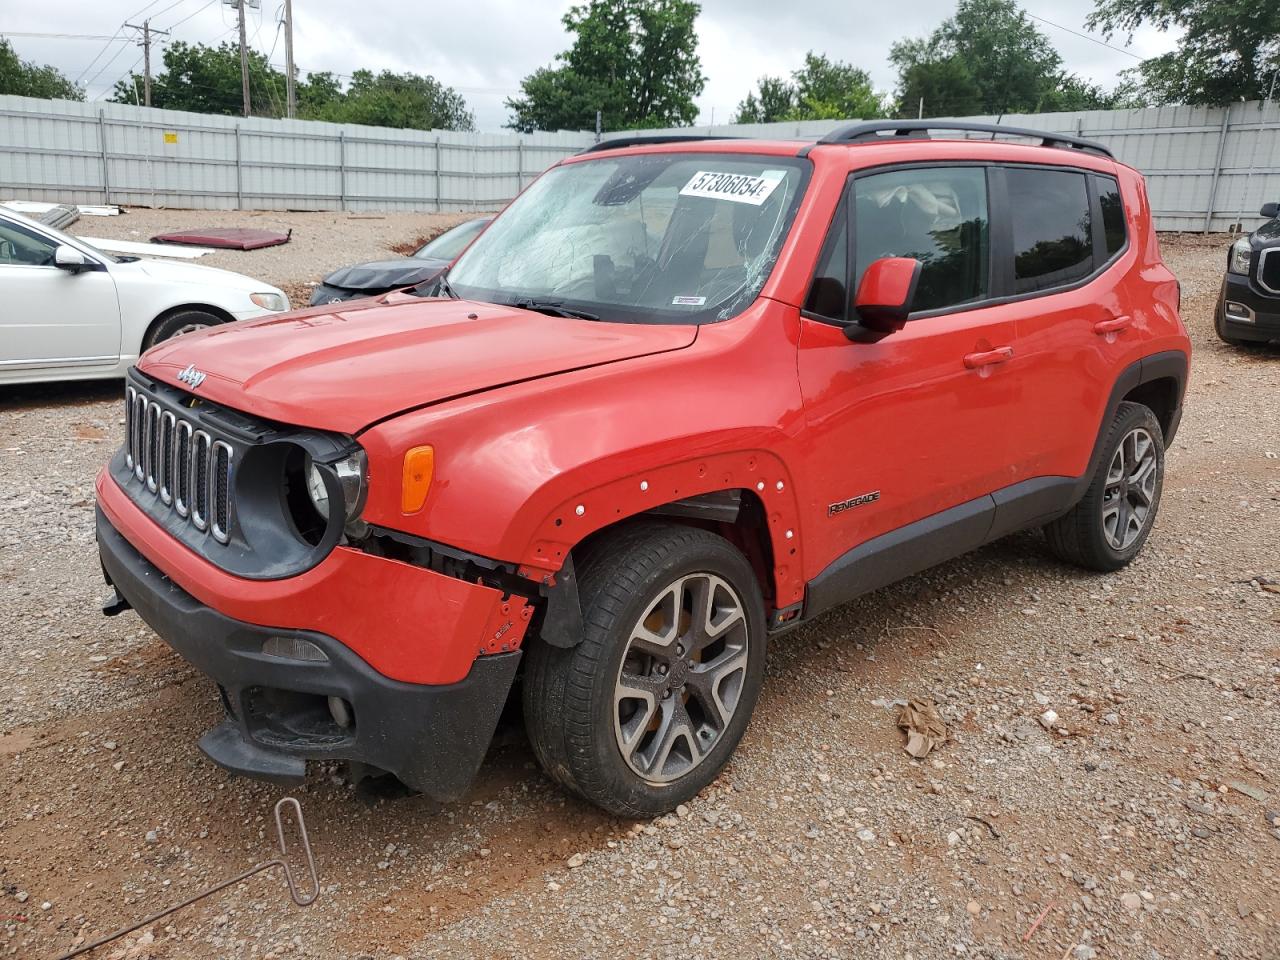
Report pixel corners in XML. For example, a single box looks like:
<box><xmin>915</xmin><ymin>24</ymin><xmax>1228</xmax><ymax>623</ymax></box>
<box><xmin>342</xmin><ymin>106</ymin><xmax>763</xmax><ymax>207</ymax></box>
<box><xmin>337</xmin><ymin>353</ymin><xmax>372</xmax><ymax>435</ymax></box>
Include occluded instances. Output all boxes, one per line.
<box><xmin>437</xmin><ymin>271</ymin><xmax>460</xmax><ymax>299</ymax></box>
<box><xmin>408</xmin><ymin>270</ymin><xmax>460</xmax><ymax>299</ymax></box>
<box><xmin>512</xmin><ymin>298</ymin><xmax>600</xmax><ymax>321</ymax></box>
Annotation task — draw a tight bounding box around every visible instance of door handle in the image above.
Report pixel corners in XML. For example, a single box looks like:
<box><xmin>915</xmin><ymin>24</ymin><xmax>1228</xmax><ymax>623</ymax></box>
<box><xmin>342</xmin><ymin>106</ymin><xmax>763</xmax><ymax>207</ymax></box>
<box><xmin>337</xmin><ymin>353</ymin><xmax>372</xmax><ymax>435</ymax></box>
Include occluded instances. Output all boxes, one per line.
<box><xmin>1093</xmin><ymin>315</ymin><xmax>1131</xmax><ymax>335</ymax></box>
<box><xmin>963</xmin><ymin>346</ymin><xmax>1014</xmax><ymax>369</ymax></box>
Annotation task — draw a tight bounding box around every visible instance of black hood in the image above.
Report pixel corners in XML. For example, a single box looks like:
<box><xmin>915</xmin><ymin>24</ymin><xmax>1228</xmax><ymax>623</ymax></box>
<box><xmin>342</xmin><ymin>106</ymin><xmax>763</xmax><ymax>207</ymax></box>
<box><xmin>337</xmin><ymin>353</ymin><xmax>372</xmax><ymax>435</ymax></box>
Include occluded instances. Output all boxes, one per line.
<box><xmin>1253</xmin><ymin>218</ymin><xmax>1280</xmax><ymax>246</ymax></box>
<box><xmin>322</xmin><ymin>256</ymin><xmax>450</xmax><ymax>291</ymax></box>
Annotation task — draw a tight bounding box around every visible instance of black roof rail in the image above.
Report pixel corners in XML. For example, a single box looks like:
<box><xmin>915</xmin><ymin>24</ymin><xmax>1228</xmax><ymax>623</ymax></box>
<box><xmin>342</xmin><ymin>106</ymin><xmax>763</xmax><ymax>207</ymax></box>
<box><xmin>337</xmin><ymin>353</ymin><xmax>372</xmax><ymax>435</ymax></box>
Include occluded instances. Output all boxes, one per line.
<box><xmin>578</xmin><ymin>134</ymin><xmax>744</xmax><ymax>155</ymax></box>
<box><xmin>812</xmin><ymin>120</ymin><xmax>1114</xmax><ymax>159</ymax></box>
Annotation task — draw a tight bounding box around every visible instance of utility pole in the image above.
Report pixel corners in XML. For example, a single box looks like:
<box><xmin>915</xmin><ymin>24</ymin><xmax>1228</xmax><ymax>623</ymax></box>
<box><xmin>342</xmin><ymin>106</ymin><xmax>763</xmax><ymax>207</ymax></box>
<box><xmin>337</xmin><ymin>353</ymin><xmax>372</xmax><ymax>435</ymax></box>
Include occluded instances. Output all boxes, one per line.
<box><xmin>236</xmin><ymin>0</ymin><xmax>251</xmax><ymax>117</ymax></box>
<box><xmin>124</xmin><ymin>19</ymin><xmax>168</xmax><ymax>107</ymax></box>
<box><xmin>283</xmin><ymin>0</ymin><xmax>296</xmax><ymax>118</ymax></box>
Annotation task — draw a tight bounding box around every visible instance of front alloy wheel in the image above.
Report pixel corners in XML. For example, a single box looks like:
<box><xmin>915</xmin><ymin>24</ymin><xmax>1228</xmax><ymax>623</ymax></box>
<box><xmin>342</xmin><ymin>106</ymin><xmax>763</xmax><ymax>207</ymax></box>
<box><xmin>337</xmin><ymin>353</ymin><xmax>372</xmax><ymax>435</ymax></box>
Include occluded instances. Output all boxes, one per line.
<box><xmin>523</xmin><ymin>523</ymin><xmax>767</xmax><ymax>817</ymax></box>
<box><xmin>614</xmin><ymin>573</ymin><xmax>749</xmax><ymax>784</ymax></box>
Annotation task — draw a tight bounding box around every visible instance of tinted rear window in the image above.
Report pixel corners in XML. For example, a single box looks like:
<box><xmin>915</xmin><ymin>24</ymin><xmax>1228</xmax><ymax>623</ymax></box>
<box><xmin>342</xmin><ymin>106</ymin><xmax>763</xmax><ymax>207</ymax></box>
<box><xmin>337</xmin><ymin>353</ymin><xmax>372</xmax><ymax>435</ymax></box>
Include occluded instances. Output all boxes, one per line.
<box><xmin>1007</xmin><ymin>168</ymin><xmax>1093</xmax><ymax>293</ymax></box>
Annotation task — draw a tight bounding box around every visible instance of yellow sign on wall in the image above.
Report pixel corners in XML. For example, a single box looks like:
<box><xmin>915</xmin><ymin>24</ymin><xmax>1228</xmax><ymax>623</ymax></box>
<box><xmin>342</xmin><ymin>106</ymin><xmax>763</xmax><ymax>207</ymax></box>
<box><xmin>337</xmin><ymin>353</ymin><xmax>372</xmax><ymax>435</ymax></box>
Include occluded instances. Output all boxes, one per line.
<box><xmin>163</xmin><ymin>131</ymin><xmax>179</xmax><ymax>145</ymax></box>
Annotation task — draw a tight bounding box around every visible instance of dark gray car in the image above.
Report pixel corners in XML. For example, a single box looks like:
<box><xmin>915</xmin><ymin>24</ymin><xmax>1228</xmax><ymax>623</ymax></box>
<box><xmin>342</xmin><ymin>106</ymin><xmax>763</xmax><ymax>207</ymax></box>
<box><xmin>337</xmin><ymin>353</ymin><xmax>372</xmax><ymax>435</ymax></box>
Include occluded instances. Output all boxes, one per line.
<box><xmin>309</xmin><ymin>217</ymin><xmax>491</xmax><ymax>305</ymax></box>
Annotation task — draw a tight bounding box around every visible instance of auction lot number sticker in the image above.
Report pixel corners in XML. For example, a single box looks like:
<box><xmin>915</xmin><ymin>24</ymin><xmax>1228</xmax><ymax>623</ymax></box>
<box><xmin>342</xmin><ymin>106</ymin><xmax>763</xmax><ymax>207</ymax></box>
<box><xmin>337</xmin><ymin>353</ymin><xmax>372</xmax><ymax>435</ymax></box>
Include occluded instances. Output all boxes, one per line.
<box><xmin>679</xmin><ymin>170</ymin><xmax>784</xmax><ymax>206</ymax></box>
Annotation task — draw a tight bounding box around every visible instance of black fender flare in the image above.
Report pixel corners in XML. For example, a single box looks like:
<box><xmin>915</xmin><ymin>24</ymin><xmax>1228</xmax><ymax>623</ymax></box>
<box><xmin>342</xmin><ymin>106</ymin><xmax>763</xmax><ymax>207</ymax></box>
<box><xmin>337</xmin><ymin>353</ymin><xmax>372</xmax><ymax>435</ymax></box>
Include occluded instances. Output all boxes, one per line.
<box><xmin>1070</xmin><ymin>349</ymin><xmax>1188</xmax><ymax>505</ymax></box>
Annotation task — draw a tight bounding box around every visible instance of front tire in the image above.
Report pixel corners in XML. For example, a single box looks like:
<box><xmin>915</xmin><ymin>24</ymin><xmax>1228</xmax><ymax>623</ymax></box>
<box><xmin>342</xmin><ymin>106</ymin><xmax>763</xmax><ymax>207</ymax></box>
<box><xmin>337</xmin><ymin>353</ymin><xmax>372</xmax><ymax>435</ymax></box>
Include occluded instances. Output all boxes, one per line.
<box><xmin>1045</xmin><ymin>401</ymin><xmax>1165</xmax><ymax>571</ymax></box>
<box><xmin>523</xmin><ymin>523</ymin><xmax>767</xmax><ymax>817</ymax></box>
<box><xmin>143</xmin><ymin>309</ymin><xmax>221</xmax><ymax>350</ymax></box>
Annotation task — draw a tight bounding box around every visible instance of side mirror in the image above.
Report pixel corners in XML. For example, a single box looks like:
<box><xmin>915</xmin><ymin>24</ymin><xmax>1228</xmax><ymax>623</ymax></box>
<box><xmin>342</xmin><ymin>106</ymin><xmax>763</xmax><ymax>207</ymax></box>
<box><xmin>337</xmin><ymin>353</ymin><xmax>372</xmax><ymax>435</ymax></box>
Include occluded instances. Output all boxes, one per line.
<box><xmin>1260</xmin><ymin>202</ymin><xmax>1279</xmax><ymax>220</ymax></box>
<box><xmin>847</xmin><ymin>257</ymin><xmax>921</xmax><ymax>339</ymax></box>
<box><xmin>54</xmin><ymin>245</ymin><xmax>88</xmax><ymax>273</ymax></box>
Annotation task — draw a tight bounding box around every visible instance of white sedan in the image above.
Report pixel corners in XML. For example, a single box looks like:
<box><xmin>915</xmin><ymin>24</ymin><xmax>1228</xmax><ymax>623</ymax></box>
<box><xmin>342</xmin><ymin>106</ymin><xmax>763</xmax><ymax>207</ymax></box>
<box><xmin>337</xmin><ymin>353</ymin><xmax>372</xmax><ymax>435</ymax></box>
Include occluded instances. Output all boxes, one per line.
<box><xmin>0</xmin><ymin>207</ymin><xmax>290</xmax><ymax>385</ymax></box>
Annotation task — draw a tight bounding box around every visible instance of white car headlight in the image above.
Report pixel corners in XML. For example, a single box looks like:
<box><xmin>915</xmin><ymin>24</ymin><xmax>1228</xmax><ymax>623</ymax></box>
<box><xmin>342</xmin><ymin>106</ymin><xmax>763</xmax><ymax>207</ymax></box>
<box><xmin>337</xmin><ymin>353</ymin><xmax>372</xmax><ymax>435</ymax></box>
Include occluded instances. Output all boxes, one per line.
<box><xmin>1228</xmin><ymin>237</ymin><xmax>1252</xmax><ymax>275</ymax></box>
<box><xmin>250</xmin><ymin>291</ymin><xmax>288</xmax><ymax>311</ymax></box>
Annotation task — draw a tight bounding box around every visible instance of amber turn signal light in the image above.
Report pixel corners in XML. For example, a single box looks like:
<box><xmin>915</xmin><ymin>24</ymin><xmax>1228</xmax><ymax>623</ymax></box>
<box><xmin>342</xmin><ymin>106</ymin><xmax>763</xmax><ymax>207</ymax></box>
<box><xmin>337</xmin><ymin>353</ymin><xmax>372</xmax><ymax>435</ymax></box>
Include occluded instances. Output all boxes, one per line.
<box><xmin>401</xmin><ymin>445</ymin><xmax>434</xmax><ymax>513</ymax></box>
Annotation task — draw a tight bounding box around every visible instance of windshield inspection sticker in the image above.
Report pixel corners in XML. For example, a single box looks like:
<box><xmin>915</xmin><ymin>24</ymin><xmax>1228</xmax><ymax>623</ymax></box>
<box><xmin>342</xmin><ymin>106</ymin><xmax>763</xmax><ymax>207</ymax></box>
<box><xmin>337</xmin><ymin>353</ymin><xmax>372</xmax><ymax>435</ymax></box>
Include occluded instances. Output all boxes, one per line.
<box><xmin>679</xmin><ymin>170</ymin><xmax>784</xmax><ymax>206</ymax></box>
<box><xmin>672</xmin><ymin>295</ymin><xmax>707</xmax><ymax>306</ymax></box>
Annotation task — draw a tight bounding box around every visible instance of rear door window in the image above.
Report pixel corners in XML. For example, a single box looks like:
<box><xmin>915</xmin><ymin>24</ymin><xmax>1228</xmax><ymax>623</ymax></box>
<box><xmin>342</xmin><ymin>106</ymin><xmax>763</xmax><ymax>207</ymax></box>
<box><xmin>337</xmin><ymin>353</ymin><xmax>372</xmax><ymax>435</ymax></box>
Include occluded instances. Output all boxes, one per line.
<box><xmin>1006</xmin><ymin>167</ymin><xmax>1094</xmax><ymax>293</ymax></box>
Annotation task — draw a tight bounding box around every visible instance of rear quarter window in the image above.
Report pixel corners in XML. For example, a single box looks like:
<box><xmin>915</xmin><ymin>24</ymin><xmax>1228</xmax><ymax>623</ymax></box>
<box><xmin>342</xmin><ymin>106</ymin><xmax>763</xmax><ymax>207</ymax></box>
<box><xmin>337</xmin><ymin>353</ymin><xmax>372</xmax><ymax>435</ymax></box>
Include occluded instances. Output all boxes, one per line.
<box><xmin>1095</xmin><ymin>175</ymin><xmax>1126</xmax><ymax>257</ymax></box>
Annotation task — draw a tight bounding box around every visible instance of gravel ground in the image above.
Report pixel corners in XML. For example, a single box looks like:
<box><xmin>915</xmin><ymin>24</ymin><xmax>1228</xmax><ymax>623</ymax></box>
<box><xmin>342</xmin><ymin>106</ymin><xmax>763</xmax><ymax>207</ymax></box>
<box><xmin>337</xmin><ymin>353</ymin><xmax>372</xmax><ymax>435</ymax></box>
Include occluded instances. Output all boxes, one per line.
<box><xmin>67</xmin><ymin>208</ymin><xmax>484</xmax><ymax>308</ymax></box>
<box><xmin>1</xmin><ymin>234</ymin><xmax>1278</xmax><ymax>960</ymax></box>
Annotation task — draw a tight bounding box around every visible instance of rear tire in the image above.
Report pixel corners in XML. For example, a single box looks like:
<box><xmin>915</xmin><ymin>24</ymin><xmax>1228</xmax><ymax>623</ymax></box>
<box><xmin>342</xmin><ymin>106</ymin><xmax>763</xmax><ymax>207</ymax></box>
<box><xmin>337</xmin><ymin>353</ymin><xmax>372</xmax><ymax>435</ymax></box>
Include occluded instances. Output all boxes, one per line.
<box><xmin>523</xmin><ymin>522</ymin><xmax>767</xmax><ymax>817</ymax></box>
<box><xmin>143</xmin><ymin>309</ymin><xmax>221</xmax><ymax>350</ymax></box>
<box><xmin>1045</xmin><ymin>401</ymin><xmax>1164</xmax><ymax>572</ymax></box>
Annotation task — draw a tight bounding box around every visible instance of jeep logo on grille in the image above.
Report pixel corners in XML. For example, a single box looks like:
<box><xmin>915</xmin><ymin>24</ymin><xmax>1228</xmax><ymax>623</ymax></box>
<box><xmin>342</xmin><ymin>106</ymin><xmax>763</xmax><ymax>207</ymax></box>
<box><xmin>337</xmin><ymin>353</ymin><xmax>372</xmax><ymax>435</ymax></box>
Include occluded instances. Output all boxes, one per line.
<box><xmin>177</xmin><ymin>364</ymin><xmax>207</xmax><ymax>389</ymax></box>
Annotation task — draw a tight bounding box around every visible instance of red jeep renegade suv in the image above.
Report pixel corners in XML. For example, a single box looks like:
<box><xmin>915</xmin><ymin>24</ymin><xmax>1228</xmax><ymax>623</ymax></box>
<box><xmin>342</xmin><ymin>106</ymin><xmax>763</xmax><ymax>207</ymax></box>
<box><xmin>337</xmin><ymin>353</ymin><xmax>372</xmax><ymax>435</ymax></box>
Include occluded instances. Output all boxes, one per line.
<box><xmin>96</xmin><ymin>122</ymin><xmax>1190</xmax><ymax>816</ymax></box>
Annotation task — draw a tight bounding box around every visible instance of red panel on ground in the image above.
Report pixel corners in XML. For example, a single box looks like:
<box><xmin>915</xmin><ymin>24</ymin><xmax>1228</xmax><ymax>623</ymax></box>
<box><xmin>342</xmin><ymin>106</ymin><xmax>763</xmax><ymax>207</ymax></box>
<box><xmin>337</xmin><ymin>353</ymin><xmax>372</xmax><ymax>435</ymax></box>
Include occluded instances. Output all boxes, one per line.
<box><xmin>151</xmin><ymin>228</ymin><xmax>291</xmax><ymax>250</ymax></box>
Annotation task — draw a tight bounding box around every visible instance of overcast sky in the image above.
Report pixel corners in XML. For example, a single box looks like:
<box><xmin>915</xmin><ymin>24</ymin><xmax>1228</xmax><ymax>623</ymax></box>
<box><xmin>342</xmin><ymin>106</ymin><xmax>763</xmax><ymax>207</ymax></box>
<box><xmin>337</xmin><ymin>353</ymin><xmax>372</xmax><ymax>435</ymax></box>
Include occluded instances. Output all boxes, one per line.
<box><xmin>5</xmin><ymin>0</ymin><xmax>1179</xmax><ymax>130</ymax></box>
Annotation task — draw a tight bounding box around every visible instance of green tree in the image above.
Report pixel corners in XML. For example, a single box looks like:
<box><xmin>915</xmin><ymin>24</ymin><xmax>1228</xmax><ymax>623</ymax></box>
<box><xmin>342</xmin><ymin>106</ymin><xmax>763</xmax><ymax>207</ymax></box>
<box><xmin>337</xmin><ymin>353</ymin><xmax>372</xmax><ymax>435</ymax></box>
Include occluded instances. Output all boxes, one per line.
<box><xmin>0</xmin><ymin>38</ymin><xmax>83</xmax><ymax>101</ymax></box>
<box><xmin>791</xmin><ymin>53</ymin><xmax>887</xmax><ymax>119</ymax></box>
<box><xmin>109</xmin><ymin>43</ymin><xmax>473</xmax><ymax>130</ymax></box>
<box><xmin>733</xmin><ymin>53</ymin><xmax>886</xmax><ymax>123</ymax></box>
<box><xmin>1087</xmin><ymin>0</ymin><xmax>1280</xmax><ymax>105</ymax></box>
<box><xmin>109</xmin><ymin>41</ymin><xmax>285</xmax><ymax>115</ymax></box>
<box><xmin>506</xmin><ymin>0</ymin><xmax>706</xmax><ymax>133</ymax></box>
<box><xmin>297</xmin><ymin>71</ymin><xmax>344</xmax><ymax>115</ymax></box>
<box><xmin>732</xmin><ymin>76</ymin><xmax>796</xmax><ymax>123</ymax></box>
<box><xmin>891</xmin><ymin>0</ymin><xmax>1116</xmax><ymax>117</ymax></box>
<box><xmin>303</xmin><ymin>70</ymin><xmax>474</xmax><ymax>131</ymax></box>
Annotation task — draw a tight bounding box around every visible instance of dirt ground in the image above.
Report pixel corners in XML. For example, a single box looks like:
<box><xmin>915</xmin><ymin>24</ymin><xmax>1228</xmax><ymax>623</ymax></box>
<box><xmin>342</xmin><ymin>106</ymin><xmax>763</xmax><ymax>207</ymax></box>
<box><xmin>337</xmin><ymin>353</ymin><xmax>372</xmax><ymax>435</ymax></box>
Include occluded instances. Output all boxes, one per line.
<box><xmin>1</xmin><ymin>232</ymin><xmax>1278</xmax><ymax>960</ymax></box>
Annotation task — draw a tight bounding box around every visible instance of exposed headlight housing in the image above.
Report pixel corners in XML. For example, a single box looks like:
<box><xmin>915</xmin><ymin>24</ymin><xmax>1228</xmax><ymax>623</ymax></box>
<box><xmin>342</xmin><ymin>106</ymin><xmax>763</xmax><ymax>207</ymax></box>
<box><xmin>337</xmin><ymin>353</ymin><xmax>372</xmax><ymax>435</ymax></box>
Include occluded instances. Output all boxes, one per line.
<box><xmin>303</xmin><ymin>450</ymin><xmax>367</xmax><ymax>523</ymax></box>
<box><xmin>251</xmin><ymin>291</ymin><xmax>289</xmax><ymax>311</ymax></box>
<box><xmin>1228</xmin><ymin>237</ymin><xmax>1252</xmax><ymax>275</ymax></box>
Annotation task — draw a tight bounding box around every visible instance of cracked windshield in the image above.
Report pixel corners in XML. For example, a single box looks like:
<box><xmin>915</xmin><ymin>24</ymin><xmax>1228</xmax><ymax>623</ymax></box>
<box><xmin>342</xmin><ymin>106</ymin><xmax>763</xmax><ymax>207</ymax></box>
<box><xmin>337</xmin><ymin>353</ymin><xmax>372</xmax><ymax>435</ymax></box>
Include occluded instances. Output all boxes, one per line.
<box><xmin>447</xmin><ymin>153</ymin><xmax>809</xmax><ymax>323</ymax></box>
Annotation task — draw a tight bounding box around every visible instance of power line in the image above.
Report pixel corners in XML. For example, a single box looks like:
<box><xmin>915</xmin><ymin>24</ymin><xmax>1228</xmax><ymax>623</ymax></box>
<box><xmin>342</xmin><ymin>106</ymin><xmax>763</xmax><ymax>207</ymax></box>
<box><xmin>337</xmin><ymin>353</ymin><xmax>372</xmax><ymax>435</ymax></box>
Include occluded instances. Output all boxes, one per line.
<box><xmin>95</xmin><ymin>52</ymin><xmax>144</xmax><ymax>101</ymax></box>
<box><xmin>1025</xmin><ymin>11</ymin><xmax>1144</xmax><ymax>61</ymax></box>
<box><xmin>145</xmin><ymin>0</ymin><xmax>199</xmax><ymax>27</ymax></box>
<box><xmin>72</xmin><ymin>0</ymin><xmax>189</xmax><ymax>87</ymax></box>
<box><xmin>0</xmin><ymin>32</ymin><xmax>128</xmax><ymax>41</ymax></box>
<box><xmin>75</xmin><ymin>28</ymin><xmax>128</xmax><ymax>83</ymax></box>
<box><xmin>81</xmin><ymin>32</ymin><xmax>139</xmax><ymax>91</ymax></box>
<box><xmin>163</xmin><ymin>0</ymin><xmax>221</xmax><ymax>32</ymax></box>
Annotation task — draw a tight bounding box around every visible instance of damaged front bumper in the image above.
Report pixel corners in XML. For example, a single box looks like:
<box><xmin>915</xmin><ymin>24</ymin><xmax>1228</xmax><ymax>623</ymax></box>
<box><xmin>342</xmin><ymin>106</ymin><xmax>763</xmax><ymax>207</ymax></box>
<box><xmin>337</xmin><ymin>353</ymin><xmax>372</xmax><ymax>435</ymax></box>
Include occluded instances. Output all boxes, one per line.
<box><xmin>95</xmin><ymin>469</ymin><xmax>533</xmax><ymax>801</ymax></box>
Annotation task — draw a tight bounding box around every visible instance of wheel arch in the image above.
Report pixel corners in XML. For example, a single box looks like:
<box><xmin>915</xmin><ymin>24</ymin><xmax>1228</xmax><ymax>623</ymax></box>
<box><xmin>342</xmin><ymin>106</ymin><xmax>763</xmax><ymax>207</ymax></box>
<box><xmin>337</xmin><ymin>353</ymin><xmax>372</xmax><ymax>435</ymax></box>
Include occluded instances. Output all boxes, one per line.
<box><xmin>1073</xmin><ymin>349</ymin><xmax>1188</xmax><ymax>505</ymax></box>
<box><xmin>1121</xmin><ymin>376</ymin><xmax>1180</xmax><ymax>441</ymax></box>
<box><xmin>141</xmin><ymin>302</ymin><xmax>236</xmax><ymax>351</ymax></box>
<box><xmin>519</xmin><ymin>452</ymin><xmax>806</xmax><ymax>632</ymax></box>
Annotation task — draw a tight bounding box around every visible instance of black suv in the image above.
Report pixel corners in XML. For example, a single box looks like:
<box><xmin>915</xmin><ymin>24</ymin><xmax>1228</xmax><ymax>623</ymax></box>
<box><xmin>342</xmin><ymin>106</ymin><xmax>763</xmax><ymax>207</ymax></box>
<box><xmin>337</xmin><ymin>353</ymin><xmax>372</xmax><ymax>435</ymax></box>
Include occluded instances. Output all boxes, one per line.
<box><xmin>1217</xmin><ymin>201</ymin><xmax>1280</xmax><ymax>345</ymax></box>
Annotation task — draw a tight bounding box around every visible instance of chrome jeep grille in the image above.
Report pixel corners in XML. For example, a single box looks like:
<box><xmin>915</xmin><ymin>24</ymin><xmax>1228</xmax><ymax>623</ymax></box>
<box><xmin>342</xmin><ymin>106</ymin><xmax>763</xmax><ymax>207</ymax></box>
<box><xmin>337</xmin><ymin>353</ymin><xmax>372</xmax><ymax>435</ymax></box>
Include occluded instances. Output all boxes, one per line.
<box><xmin>124</xmin><ymin>384</ymin><xmax>233</xmax><ymax>544</ymax></box>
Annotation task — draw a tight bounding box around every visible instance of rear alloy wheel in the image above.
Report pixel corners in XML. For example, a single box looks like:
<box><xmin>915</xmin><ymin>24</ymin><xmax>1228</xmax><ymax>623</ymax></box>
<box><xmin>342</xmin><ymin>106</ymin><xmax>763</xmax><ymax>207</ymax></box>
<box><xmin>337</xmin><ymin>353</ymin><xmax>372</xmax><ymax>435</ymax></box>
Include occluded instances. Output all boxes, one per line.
<box><xmin>523</xmin><ymin>523</ymin><xmax>766</xmax><ymax>817</ymax></box>
<box><xmin>1045</xmin><ymin>401</ymin><xmax>1165</xmax><ymax>571</ymax></box>
<box><xmin>1100</xmin><ymin>426</ymin><xmax>1158</xmax><ymax>551</ymax></box>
